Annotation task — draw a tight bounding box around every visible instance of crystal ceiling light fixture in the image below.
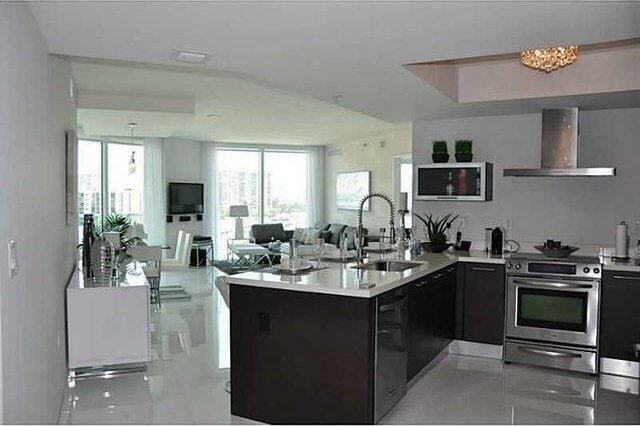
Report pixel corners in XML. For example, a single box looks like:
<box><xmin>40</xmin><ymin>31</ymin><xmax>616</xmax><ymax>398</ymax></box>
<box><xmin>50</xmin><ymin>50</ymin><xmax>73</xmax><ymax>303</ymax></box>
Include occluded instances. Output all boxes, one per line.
<box><xmin>520</xmin><ymin>45</ymin><xmax>579</xmax><ymax>73</ymax></box>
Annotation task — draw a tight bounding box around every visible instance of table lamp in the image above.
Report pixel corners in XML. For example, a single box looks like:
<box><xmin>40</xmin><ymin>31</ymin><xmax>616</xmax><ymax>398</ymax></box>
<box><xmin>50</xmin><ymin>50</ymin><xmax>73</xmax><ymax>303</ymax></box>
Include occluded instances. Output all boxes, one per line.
<box><xmin>229</xmin><ymin>205</ymin><xmax>249</xmax><ymax>239</ymax></box>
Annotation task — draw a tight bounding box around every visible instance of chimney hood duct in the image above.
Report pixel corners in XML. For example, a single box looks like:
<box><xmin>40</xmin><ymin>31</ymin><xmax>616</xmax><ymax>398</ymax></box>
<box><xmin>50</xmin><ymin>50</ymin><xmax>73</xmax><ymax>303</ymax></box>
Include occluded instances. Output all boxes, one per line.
<box><xmin>503</xmin><ymin>108</ymin><xmax>616</xmax><ymax>177</ymax></box>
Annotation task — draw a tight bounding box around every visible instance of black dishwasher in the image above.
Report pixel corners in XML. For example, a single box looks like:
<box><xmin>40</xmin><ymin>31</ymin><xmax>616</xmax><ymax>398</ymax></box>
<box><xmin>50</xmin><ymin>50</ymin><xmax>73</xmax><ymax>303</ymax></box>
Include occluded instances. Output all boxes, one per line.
<box><xmin>375</xmin><ymin>286</ymin><xmax>408</xmax><ymax>422</ymax></box>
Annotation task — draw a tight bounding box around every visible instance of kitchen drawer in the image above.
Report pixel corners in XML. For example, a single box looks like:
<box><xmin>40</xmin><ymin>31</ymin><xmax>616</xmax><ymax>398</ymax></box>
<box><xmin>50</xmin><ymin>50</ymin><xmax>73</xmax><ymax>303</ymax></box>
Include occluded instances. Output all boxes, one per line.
<box><xmin>504</xmin><ymin>340</ymin><xmax>597</xmax><ymax>374</ymax></box>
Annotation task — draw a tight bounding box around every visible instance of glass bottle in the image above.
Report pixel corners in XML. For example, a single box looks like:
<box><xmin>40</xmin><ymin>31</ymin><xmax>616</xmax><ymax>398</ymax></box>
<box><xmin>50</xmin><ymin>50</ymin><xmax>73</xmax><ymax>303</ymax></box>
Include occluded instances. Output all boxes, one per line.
<box><xmin>457</xmin><ymin>169</ymin><xmax>468</xmax><ymax>196</ymax></box>
<box><xmin>446</xmin><ymin>171</ymin><xmax>454</xmax><ymax>196</ymax></box>
<box><xmin>82</xmin><ymin>214</ymin><xmax>96</xmax><ymax>277</ymax></box>
<box><xmin>634</xmin><ymin>219</ymin><xmax>640</xmax><ymax>259</ymax></box>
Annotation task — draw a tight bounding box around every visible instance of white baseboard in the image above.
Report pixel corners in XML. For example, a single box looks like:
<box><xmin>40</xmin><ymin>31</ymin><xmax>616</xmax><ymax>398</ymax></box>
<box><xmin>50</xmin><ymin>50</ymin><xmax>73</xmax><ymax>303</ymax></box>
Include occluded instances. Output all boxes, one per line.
<box><xmin>448</xmin><ymin>340</ymin><xmax>503</xmax><ymax>360</ymax></box>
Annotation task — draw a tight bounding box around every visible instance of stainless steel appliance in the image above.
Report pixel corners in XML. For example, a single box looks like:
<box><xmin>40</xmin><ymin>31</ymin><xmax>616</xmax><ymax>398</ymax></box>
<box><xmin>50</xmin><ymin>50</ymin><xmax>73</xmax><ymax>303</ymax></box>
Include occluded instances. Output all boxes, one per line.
<box><xmin>504</xmin><ymin>253</ymin><xmax>601</xmax><ymax>374</ymax></box>
<box><xmin>414</xmin><ymin>162</ymin><xmax>493</xmax><ymax>201</ymax></box>
<box><xmin>503</xmin><ymin>108</ymin><xmax>616</xmax><ymax>177</ymax></box>
<box><xmin>375</xmin><ymin>286</ymin><xmax>407</xmax><ymax>422</ymax></box>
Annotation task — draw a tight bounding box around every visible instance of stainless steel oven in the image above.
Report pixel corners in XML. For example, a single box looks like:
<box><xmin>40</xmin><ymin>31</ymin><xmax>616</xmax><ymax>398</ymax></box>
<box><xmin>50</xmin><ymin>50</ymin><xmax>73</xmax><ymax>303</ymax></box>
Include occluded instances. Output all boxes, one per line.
<box><xmin>504</xmin><ymin>254</ymin><xmax>601</xmax><ymax>374</ymax></box>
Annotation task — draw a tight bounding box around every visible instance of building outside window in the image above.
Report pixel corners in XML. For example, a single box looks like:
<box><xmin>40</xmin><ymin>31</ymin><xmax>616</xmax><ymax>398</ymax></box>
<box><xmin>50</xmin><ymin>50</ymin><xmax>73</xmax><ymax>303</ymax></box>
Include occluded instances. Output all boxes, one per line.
<box><xmin>215</xmin><ymin>148</ymin><xmax>310</xmax><ymax>249</ymax></box>
<box><xmin>77</xmin><ymin>139</ymin><xmax>144</xmax><ymax>238</ymax></box>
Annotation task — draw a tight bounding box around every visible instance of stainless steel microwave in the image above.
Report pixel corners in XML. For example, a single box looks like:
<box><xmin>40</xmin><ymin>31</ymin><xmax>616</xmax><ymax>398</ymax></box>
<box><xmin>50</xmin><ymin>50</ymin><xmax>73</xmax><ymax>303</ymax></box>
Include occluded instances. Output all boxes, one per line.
<box><xmin>414</xmin><ymin>162</ymin><xmax>493</xmax><ymax>201</ymax></box>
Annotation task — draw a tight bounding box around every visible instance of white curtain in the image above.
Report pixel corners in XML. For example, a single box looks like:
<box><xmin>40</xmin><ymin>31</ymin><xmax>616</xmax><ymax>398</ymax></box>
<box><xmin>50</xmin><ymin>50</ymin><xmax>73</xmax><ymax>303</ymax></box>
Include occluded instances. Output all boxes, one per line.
<box><xmin>143</xmin><ymin>138</ymin><xmax>166</xmax><ymax>245</ymax></box>
<box><xmin>307</xmin><ymin>146</ymin><xmax>325</xmax><ymax>227</ymax></box>
<box><xmin>201</xmin><ymin>142</ymin><xmax>219</xmax><ymax>253</ymax></box>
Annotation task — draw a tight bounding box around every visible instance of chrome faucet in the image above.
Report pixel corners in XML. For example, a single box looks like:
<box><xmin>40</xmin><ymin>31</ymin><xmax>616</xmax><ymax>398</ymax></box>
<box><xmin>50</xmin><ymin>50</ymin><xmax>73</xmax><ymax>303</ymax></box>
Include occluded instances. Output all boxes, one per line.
<box><xmin>357</xmin><ymin>192</ymin><xmax>396</xmax><ymax>263</ymax></box>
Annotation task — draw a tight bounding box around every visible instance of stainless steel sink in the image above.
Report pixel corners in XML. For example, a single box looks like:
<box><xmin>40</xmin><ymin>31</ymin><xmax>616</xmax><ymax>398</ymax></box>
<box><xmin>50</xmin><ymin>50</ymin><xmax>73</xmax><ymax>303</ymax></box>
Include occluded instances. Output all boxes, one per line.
<box><xmin>352</xmin><ymin>260</ymin><xmax>422</xmax><ymax>272</ymax></box>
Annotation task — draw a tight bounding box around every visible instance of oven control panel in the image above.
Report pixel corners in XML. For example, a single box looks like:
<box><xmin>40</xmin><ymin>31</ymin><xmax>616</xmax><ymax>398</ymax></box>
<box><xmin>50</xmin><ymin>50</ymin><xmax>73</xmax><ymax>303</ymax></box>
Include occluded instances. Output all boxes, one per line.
<box><xmin>506</xmin><ymin>257</ymin><xmax>602</xmax><ymax>279</ymax></box>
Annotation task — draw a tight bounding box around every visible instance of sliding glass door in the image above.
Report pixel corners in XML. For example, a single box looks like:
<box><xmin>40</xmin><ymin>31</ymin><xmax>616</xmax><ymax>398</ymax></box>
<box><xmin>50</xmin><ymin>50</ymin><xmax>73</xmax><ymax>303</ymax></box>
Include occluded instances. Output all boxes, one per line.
<box><xmin>216</xmin><ymin>149</ymin><xmax>262</xmax><ymax>245</ymax></box>
<box><xmin>215</xmin><ymin>148</ymin><xmax>310</xmax><ymax>249</ymax></box>
<box><xmin>264</xmin><ymin>151</ymin><xmax>308</xmax><ymax>228</ymax></box>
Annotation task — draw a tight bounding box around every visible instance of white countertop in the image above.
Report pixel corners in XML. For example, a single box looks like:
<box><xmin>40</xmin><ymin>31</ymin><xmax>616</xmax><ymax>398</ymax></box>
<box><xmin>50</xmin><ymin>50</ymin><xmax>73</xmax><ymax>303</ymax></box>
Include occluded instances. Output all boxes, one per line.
<box><xmin>67</xmin><ymin>262</ymin><xmax>149</xmax><ymax>290</ymax></box>
<box><xmin>602</xmin><ymin>257</ymin><xmax>640</xmax><ymax>273</ymax></box>
<box><xmin>225</xmin><ymin>249</ymin><xmax>507</xmax><ymax>298</ymax></box>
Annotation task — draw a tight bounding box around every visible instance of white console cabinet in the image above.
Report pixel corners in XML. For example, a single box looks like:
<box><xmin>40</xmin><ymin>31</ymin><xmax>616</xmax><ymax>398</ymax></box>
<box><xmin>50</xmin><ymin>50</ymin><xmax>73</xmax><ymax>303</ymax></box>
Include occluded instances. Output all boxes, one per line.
<box><xmin>66</xmin><ymin>264</ymin><xmax>151</xmax><ymax>370</ymax></box>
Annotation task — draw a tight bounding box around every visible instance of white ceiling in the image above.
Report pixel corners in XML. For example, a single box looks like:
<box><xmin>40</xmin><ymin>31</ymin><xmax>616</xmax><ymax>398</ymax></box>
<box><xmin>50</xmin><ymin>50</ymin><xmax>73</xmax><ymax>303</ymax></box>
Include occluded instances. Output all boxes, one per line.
<box><xmin>30</xmin><ymin>1</ymin><xmax>640</xmax><ymax>141</ymax></box>
<box><xmin>70</xmin><ymin>60</ymin><xmax>396</xmax><ymax>144</ymax></box>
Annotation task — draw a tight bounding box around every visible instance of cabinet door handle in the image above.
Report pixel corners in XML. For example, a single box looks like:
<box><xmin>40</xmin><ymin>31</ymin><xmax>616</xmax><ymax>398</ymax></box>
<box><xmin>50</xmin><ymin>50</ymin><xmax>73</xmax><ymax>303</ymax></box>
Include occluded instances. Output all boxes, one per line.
<box><xmin>612</xmin><ymin>275</ymin><xmax>640</xmax><ymax>281</ymax></box>
<box><xmin>446</xmin><ymin>267</ymin><xmax>456</xmax><ymax>273</ymax></box>
<box><xmin>433</xmin><ymin>273</ymin><xmax>443</xmax><ymax>280</ymax></box>
<box><xmin>472</xmin><ymin>266</ymin><xmax>495</xmax><ymax>272</ymax></box>
<box><xmin>414</xmin><ymin>281</ymin><xmax>427</xmax><ymax>287</ymax></box>
<box><xmin>379</xmin><ymin>297</ymin><xmax>407</xmax><ymax>312</ymax></box>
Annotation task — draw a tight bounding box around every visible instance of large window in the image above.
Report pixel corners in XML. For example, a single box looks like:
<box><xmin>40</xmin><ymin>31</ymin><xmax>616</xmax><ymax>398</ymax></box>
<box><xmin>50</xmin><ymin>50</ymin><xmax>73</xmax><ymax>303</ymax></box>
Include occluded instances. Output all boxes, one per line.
<box><xmin>77</xmin><ymin>140</ymin><xmax>103</xmax><ymax>237</ymax></box>
<box><xmin>264</xmin><ymin>151</ymin><xmax>308</xmax><ymax>228</ymax></box>
<box><xmin>107</xmin><ymin>143</ymin><xmax>144</xmax><ymax>225</ymax></box>
<box><xmin>77</xmin><ymin>139</ymin><xmax>144</xmax><ymax>237</ymax></box>
<box><xmin>215</xmin><ymin>148</ymin><xmax>310</xmax><ymax>248</ymax></box>
<box><xmin>216</xmin><ymin>150</ymin><xmax>262</xmax><ymax>245</ymax></box>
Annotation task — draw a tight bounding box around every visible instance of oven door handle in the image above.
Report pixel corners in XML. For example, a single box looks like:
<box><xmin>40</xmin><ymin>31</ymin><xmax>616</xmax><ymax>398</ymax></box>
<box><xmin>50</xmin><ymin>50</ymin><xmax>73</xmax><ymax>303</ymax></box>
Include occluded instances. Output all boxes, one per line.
<box><xmin>513</xmin><ymin>279</ymin><xmax>593</xmax><ymax>289</ymax></box>
<box><xmin>517</xmin><ymin>346</ymin><xmax>583</xmax><ymax>359</ymax></box>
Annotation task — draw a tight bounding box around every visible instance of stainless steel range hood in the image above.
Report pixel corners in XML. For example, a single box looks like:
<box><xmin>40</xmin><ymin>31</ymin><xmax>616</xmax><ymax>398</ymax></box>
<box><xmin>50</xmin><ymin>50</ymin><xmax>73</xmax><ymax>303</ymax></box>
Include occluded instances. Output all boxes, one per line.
<box><xmin>503</xmin><ymin>108</ymin><xmax>616</xmax><ymax>177</ymax></box>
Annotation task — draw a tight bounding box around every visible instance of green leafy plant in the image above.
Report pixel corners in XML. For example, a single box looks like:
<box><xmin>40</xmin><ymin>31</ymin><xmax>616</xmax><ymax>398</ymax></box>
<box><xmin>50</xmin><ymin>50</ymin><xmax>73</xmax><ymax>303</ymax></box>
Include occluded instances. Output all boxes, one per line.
<box><xmin>455</xmin><ymin>139</ymin><xmax>473</xmax><ymax>153</ymax></box>
<box><xmin>432</xmin><ymin>140</ymin><xmax>448</xmax><ymax>154</ymax></box>
<box><xmin>413</xmin><ymin>213</ymin><xmax>459</xmax><ymax>245</ymax></box>
<box><xmin>96</xmin><ymin>214</ymin><xmax>141</xmax><ymax>251</ymax></box>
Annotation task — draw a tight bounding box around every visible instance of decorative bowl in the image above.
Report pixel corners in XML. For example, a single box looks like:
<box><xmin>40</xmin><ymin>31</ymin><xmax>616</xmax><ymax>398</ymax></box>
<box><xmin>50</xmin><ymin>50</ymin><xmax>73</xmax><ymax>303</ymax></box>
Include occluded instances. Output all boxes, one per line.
<box><xmin>534</xmin><ymin>245</ymin><xmax>580</xmax><ymax>258</ymax></box>
<box><xmin>421</xmin><ymin>242</ymin><xmax>452</xmax><ymax>253</ymax></box>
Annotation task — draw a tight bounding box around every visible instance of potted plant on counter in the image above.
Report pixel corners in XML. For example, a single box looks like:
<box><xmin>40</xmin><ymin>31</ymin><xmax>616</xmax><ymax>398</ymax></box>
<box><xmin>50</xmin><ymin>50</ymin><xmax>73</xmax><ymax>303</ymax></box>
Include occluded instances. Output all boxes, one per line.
<box><xmin>413</xmin><ymin>212</ymin><xmax>459</xmax><ymax>253</ymax></box>
<box><xmin>455</xmin><ymin>139</ymin><xmax>473</xmax><ymax>162</ymax></box>
<box><xmin>432</xmin><ymin>140</ymin><xmax>449</xmax><ymax>163</ymax></box>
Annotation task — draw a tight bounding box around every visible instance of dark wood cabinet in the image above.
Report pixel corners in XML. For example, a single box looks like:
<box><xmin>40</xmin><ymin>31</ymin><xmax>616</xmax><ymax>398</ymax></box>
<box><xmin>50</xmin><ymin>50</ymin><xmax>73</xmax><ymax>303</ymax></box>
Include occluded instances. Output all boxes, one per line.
<box><xmin>600</xmin><ymin>270</ymin><xmax>640</xmax><ymax>362</ymax></box>
<box><xmin>461</xmin><ymin>262</ymin><xmax>505</xmax><ymax>345</ymax></box>
<box><xmin>230</xmin><ymin>285</ymin><xmax>376</xmax><ymax>424</ymax></box>
<box><xmin>407</xmin><ymin>265</ymin><xmax>457</xmax><ymax>382</ymax></box>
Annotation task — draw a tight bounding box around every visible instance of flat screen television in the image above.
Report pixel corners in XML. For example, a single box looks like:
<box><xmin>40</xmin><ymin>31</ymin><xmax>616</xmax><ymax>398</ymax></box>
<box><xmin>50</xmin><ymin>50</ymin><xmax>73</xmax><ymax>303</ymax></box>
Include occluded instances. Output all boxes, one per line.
<box><xmin>168</xmin><ymin>182</ymin><xmax>204</xmax><ymax>214</ymax></box>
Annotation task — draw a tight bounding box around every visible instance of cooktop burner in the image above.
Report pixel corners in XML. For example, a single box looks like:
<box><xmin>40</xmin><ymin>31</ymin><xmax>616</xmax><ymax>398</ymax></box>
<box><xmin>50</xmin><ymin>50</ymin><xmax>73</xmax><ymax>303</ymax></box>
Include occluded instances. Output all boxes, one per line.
<box><xmin>510</xmin><ymin>252</ymin><xmax>601</xmax><ymax>265</ymax></box>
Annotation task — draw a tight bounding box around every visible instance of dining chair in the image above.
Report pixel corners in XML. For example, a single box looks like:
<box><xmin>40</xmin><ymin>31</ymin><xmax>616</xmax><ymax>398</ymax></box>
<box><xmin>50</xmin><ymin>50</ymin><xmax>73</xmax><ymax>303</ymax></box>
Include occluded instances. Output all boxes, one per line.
<box><xmin>162</xmin><ymin>231</ymin><xmax>193</xmax><ymax>271</ymax></box>
<box><xmin>128</xmin><ymin>245</ymin><xmax>163</xmax><ymax>305</ymax></box>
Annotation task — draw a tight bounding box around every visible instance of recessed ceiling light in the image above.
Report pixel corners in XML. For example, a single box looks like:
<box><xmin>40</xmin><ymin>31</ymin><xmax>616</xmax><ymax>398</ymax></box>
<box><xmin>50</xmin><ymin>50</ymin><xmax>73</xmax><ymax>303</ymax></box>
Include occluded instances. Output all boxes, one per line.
<box><xmin>206</xmin><ymin>114</ymin><xmax>218</xmax><ymax>119</ymax></box>
<box><xmin>173</xmin><ymin>49</ymin><xmax>209</xmax><ymax>64</ymax></box>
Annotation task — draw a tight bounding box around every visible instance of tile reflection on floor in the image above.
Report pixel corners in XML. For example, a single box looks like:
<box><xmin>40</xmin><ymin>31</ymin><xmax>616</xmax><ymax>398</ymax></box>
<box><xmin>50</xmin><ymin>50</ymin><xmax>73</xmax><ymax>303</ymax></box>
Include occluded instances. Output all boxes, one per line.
<box><xmin>381</xmin><ymin>355</ymin><xmax>640</xmax><ymax>424</ymax></box>
<box><xmin>60</xmin><ymin>267</ymin><xmax>640</xmax><ymax>424</ymax></box>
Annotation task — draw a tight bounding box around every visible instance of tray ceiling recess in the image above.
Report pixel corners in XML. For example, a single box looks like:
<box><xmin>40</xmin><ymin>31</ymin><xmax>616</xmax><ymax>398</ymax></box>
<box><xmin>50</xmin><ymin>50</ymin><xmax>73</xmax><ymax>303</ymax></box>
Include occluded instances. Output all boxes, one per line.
<box><xmin>404</xmin><ymin>38</ymin><xmax>640</xmax><ymax>104</ymax></box>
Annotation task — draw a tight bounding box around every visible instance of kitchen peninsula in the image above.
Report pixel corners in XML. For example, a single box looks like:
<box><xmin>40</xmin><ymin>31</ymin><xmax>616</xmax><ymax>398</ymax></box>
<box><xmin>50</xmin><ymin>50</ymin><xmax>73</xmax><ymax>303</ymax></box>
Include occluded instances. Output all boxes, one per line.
<box><xmin>225</xmin><ymin>250</ymin><xmax>506</xmax><ymax>424</ymax></box>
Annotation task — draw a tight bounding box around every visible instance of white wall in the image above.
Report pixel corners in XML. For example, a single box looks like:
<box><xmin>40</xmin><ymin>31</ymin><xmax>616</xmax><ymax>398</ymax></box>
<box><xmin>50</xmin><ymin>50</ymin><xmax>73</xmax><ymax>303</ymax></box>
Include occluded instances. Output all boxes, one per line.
<box><xmin>412</xmin><ymin>108</ymin><xmax>640</xmax><ymax>247</ymax></box>
<box><xmin>163</xmin><ymin>138</ymin><xmax>204</xmax><ymax>254</ymax></box>
<box><xmin>325</xmin><ymin>126</ymin><xmax>412</xmax><ymax>232</ymax></box>
<box><xmin>0</xmin><ymin>3</ymin><xmax>77</xmax><ymax>422</ymax></box>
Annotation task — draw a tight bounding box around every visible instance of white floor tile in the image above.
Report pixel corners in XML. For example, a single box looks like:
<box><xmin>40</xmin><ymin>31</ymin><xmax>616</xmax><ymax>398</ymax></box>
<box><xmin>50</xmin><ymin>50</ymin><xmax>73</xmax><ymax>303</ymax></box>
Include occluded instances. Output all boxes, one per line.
<box><xmin>60</xmin><ymin>267</ymin><xmax>640</xmax><ymax>424</ymax></box>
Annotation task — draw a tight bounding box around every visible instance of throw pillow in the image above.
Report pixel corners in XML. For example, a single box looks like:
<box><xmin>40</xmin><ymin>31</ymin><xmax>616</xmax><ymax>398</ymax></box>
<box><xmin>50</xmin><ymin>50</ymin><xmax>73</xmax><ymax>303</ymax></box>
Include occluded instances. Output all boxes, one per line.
<box><xmin>320</xmin><ymin>230</ymin><xmax>332</xmax><ymax>243</ymax></box>
<box><xmin>292</xmin><ymin>228</ymin><xmax>305</xmax><ymax>243</ymax></box>
<box><xmin>302</xmin><ymin>228</ymin><xmax>321</xmax><ymax>245</ymax></box>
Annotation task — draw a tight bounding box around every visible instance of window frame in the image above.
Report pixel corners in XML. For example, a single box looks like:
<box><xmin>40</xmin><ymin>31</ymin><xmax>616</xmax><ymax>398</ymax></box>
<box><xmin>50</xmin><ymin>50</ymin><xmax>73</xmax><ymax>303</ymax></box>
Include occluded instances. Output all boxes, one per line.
<box><xmin>215</xmin><ymin>145</ymin><xmax>312</xmax><ymax>226</ymax></box>
<box><xmin>78</xmin><ymin>138</ymin><xmax>144</xmax><ymax>225</ymax></box>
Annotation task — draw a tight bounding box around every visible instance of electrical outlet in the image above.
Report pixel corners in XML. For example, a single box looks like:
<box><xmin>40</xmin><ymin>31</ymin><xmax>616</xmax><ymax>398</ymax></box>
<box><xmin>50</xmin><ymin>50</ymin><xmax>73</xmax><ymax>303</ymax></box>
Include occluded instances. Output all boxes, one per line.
<box><xmin>503</xmin><ymin>218</ymin><xmax>513</xmax><ymax>231</ymax></box>
<box><xmin>458</xmin><ymin>217</ymin><xmax>467</xmax><ymax>230</ymax></box>
<box><xmin>57</xmin><ymin>331</ymin><xmax>62</xmax><ymax>351</ymax></box>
